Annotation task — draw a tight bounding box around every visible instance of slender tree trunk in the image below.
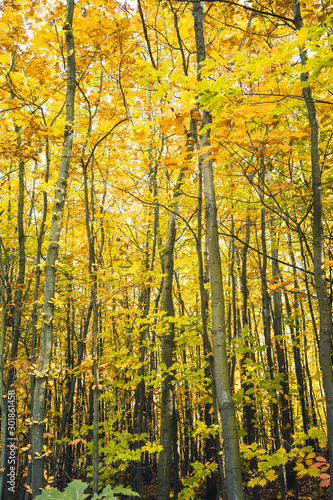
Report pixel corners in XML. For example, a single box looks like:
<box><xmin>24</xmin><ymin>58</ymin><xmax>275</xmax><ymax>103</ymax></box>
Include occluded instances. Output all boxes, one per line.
<box><xmin>196</xmin><ymin>155</ymin><xmax>224</xmax><ymax>500</ymax></box>
<box><xmin>31</xmin><ymin>1</ymin><xmax>75</xmax><ymax>494</ymax></box>
<box><xmin>240</xmin><ymin>217</ymin><xmax>257</xmax><ymax>443</ymax></box>
<box><xmin>172</xmin><ymin>396</ymin><xmax>181</xmax><ymax>500</ymax></box>
<box><xmin>240</xmin><ymin>217</ymin><xmax>259</xmax><ymax>500</ymax></box>
<box><xmin>286</xmin><ymin>232</ymin><xmax>309</xmax><ymax>435</ymax></box>
<box><xmin>303</xmin><ymin>326</ymin><xmax>319</xmax><ymax>432</ymax></box>
<box><xmin>156</xmin><ymin>166</ymin><xmax>186</xmax><ymax>500</ymax></box>
<box><xmin>26</xmin><ymin>132</ymin><xmax>50</xmax><ymax>498</ymax></box>
<box><xmin>299</xmin><ymin>233</ymin><xmax>319</xmax><ymax>347</ymax></box>
<box><xmin>293</xmin><ymin>3</ymin><xmax>333</xmax><ymax>495</ymax></box>
<box><xmin>270</xmin><ymin>222</ymin><xmax>293</xmax><ymax>445</ymax></box>
<box><xmin>82</xmin><ymin>158</ymin><xmax>100</xmax><ymax>494</ymax></box>
<box><xmin>260</xmin><ymin>209</ymin><xmax>287</xmax><ymax>500</ymax></box>
<box><xmin>2</xmin><ymin>139</ymin><xmax>26</xmax><ymax>500</ymax></box>
<box><xmin>229</xmin><ymin>216</ymin><xmax>237</xmax><ymax>389</ymax></box>
<box><xmin>91</xmin><ymin>291</ymin><xmax>99</xmax><ymax>494</ymax></box>
<box><xmin>192</xmin><ymin>3</ymin><xmax>244</xmax><ymax>498</ymax></box>
<box><xmin>132</xmin><ymin>151</ymin><xmax>158</xmax><ymax>496</ymax></box>
<box><xmin>284</xmin><ymin>292</ymin><xmax>308</xmax><ymax>435</ymax></box>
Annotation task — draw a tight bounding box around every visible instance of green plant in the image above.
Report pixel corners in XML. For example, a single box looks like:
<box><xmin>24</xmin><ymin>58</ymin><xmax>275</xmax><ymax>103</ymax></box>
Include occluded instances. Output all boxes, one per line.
<box><xmin>38</xmin><ymin>480</ymin><xmax>140</xmax><ymax>499</ymax></box>
<box><xmin>178</xmin><ymin>461</ymin><xmax>218</xmax><ymax>500</ymax></box>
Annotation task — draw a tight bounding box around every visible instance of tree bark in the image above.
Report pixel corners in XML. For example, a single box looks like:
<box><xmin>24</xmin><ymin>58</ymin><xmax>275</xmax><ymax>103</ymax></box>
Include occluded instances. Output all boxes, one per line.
<box><xmin>196</xmin><ymin>155</ymin><xmax>224</xmax><ymax>500</ymax></box>
<box><xmin>192</xmin><ymin>3</ymin><xmax>244</xmax><ymax>498</ymax></box>
<box><xmin>82</xmin><ymin>156</ymin><xmax>100</xmax><ymax>494</ymax></box>
<box><xmin>240</xmin><ymin>217</ymin><xmax>257</xmax><ymax>444</ymax></box>
<box><xmin>286</xmin><ymin>232</ymin><xmax>309</xmax><ymax>436</ymax></box>
<box><xmin>156</xmin><ymin>166</ymin><xmax>186</xmax><ymax>500</ymax></box>
<box><xmin>31</xmin><ymin>0</ymin><xmax>75</xmax><ymax>495</ymax></box>
<box><xmin>270</xmin><ymin>222</ymin><xmax>293</xmax><ymax>446</ymax></box>
<box><xmin>293</xmin><ymin>2</ymin><xmax>333</xmax><ymax>495</ymax></box>
<box><xmin>260</xmin><ymin>208</ymin><xmax>287</xmax><ymax>500</ymax></box>
<box><xmin>2</xmin><ymin>144</ymin><xmax>26</xmax><ymax>500</ymax></box>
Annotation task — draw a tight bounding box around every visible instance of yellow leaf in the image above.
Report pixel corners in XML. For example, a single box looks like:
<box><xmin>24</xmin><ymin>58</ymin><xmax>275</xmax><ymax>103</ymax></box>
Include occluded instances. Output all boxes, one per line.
<box><xmin>308</xmin><ymin>467</ymin><xmax>320</xmax><ymax>477</ymax></box>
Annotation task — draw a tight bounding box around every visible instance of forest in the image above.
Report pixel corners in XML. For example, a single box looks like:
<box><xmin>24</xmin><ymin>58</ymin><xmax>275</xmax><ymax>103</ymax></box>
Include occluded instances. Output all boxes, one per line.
<box><xmin>1</xmin><ymin>0</ymin><xmax>333</xmax><ymax>499</ymax></box>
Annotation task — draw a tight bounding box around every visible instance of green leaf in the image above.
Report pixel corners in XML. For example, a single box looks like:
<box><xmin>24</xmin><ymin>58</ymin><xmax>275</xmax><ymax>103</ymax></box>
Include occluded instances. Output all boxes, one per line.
<box><xmin>62</xmin><ymin>480</ymin><xmax>90</xmax><ymax>499</ymax></box>
<box><xmin>38</xmin><ymin>489</ymin><xmax>65</xmax><ymax>500</ymax></box>
<box><xmin>112</xmin><ymin>486</ymin><xmax>140</xmax><ymax>497</ymax></box>
<box><xmin>91</xmin><ymin>485</ymin><xmax>116</xmax><ymax>500</ymax></box>
<box><xmin>39</xmin><ymin>481</ymin><xmax>139</xmax><ymax>500</ymax></box>
<box><xmin>38</xmin><ymin>480</ymin><xmax>89</xmax><ymax>500</ymax></box>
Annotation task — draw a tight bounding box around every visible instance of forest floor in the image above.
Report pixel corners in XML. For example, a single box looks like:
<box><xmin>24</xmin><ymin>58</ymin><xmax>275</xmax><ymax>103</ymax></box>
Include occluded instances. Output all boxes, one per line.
<box><xmin>140</xmin><ymin>474</ymin><xmax>331</xmax><ymax>499</ymax></box>
<box><xmin>227</xmin><ymin>474</ymin><xmax>329</xmax><ymax>500</ymax></box>
<box><xmin>242</xmin><ymin>475</ymin><xmax>330</xmax><ymax>500</ymax></box>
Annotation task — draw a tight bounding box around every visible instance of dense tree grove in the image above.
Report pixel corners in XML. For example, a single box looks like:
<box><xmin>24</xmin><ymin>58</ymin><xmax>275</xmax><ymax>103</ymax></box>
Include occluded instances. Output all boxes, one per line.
<box><xmin>1</xmin><ymin>0</ymin><xmax>333</xmax><ymax>498</ymax></box>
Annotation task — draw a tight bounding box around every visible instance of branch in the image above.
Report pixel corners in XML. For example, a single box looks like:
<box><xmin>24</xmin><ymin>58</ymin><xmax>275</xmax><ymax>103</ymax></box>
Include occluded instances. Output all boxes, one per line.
<box><xmin>219</xmin><ymin>223</ymin><xmax>317</xmax><ymax>281</ymax></box>
<box><xmin>107</xmin><ymin>182</ymin><xmax>200</xmax><ymax>246</ymax></box>
<box><xmin>137</xmin><ymin>0</ymin><xmax>157</xmax><ymax>70</ymax></box>
<box><xmin>83</xmin><ymin>118</ymin><xmax>128</xmax><ymax>169</ymax></box>
<box><xmin>178</xmin><ymin>0</ymin><xmax>296</xmax><ymax>29</ymax></box>
<box><xmin>247</xmin><ymin>92</ymin><xmax>333</xmax><ymax>107</ymax></box>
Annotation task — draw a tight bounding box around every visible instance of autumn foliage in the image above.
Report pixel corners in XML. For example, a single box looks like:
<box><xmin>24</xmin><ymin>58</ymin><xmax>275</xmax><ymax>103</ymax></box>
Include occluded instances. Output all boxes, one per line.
<box><xmin>1</xmin><ymin>0</ymin><xmax>333</xmax><ymax>499</ymax></box>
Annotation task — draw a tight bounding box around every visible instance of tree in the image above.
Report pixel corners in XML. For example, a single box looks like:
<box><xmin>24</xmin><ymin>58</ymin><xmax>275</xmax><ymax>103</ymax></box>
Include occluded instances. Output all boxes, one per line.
<box><xmin>293</xmin><ymin>1</ymin><xmax>333</xmax><ymax>495</ymax></box>
<box><xmin>31</xmin><ymin>0</ymin><xmax>76</xmax><ymax>494</ymax></box>
<box><xmin>192</xmin><ymin>2</ymin><xmax>244</xmax><ymax>499</ymax></box>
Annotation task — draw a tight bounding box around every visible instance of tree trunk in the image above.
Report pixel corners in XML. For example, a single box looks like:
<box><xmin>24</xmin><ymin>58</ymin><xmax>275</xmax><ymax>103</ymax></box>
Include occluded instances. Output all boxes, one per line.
<box><xmin>31</xmin><ymin>1</ymin><xmax>75</xmax><ymax>494</ymax></box>
<box><xmin>156</xmin><ymin>166</ymin><xmax>186</xmax><ymax>500</ymax></box>
<box><xmin>192</xmin><ymin>3</ymin><xmax>244</xmax><ymax>498</ymax></box>
<box><xmin>293</xmin><ymin>3</ymin><xmax>333</xmax><ymax>495</ymax></box>
<box><xmin>26</xmin><ymin>129</ymin><xmax>50</xmax><ymax>498</ymax></box>
<box><xmin>229</xmin><ymin>216</ymin><xmax>237</xmax><ymax>390</ymax></box>
<box><xmin>285</xmin><ymin>232</ymin><xmax>309</xmax><ymax>435</ymax></box>
<box><xmin>82</xmin><ymin>156</ymin><xmax>100</xmax><ymax>494</ymax></box>
<box><xmin>3</xmin><ymin>151</ymin><xmax>25</xmax><ymax>500</ymax></box>
<box><xmin>260</xmin><ymin>209</ymin><xmax>287</xmax><ymax>500</ymax></box>
<box><xmin>241</xmin><ymin>217</ymin><xmax>255</xmax><ymax>445</ymax></box>
<box><xmin>196</xmin><ymin>156</ymin><xmax>224</xmax><ymax>500</ymax></box>
<box><xmin>270</xmin><ymin>222</ymin><xmax>293</xmax><ymax>446</ymax></box>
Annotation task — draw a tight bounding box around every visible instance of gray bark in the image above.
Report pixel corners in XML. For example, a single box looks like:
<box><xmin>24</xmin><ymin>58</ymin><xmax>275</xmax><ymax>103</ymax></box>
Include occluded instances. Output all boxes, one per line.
<box><xmin>286</xmin><ymin>232</ymin><xmax>309</xmax><ymax>435</ymax></box>
<box><xmin>82</xmin><ymin>158</ymin><xmax>100</xmax><ymax>494</ymax></box>
<box><xmin>31</xmin><ymin>0</ymin><xmax>75</xmax><ymax>495</ymax></box>
<box><xmin>197</xmin><ymin>156</ymin><xmax>225</xmax><ymax>500</ymax></box>
<box><xmin>4</xmin><ymin>149</ymin><xmax>26</xmax><ymax>500</ymax></box>
<box><xmin>260</xmin><ymin>208</ymin><xmax>287</xmax><ymax>500</ymax></box>
<box><xmin>192</xmin><ymin>3</ymin><xmax>244</xmax><ymax>498</ymax></box>
<box><xmin>270</xmin><ymin>223</ymin><xmax>293</xmax><ymax>445</ymax></box>
<box><xmin>156</xmin><ymin>166</ymin><xmax>186</xmax><ymax>500</ymax></box>
<box><xmin>293</xmin><ymin>2</ymin><xmax>333</xmax><ymax>496</ymax></box>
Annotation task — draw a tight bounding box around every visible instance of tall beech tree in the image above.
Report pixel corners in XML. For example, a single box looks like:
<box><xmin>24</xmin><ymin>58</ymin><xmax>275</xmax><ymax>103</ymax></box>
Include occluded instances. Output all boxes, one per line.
<box><xmin>293</xmin><ymin>1</ymin><xmax>333</xmax><ymax>495</ymax></box>
<box><xmin>31</xmin><ymin>0</ymin><xmax>76</xmax><ymax>494</ymax></box>
<box><xmin>156</xmin><ymin>163</ymin><xmax>188</xmax><ymax>500</ymax></box>
<box><xmin>192</xmin><ymin>2</ymin><xmax>244</xmax><ymax>499</ymax></box>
